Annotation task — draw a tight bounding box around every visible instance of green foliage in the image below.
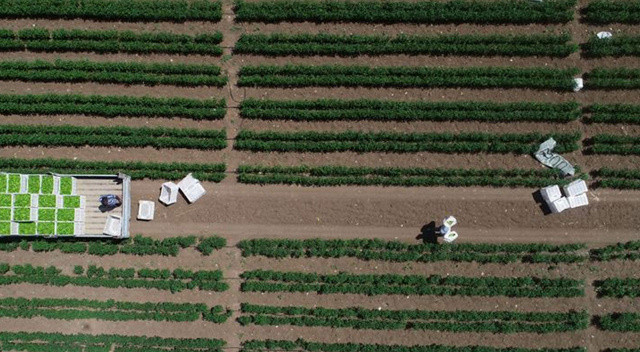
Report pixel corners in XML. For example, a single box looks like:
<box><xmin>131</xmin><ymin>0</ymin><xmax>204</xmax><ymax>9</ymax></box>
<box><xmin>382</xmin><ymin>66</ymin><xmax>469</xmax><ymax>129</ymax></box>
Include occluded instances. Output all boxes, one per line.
<box><xmin>7</xmin><ymin>174</ymin><xmax>20</xmax><ymax>192</ymax></box>
<box><xmin>13</xmin><ymin>208</ymin><xmax>30</xmax><ymax>221</ymax></box>
<box><xmin>236</xmin><ymin>33</ymin><xmax>577</xmax><ymax>57</ymax></box>
<box><xmin>0</xmin><ymin>28</ymin><xmax>223</xmax><ymax>55</ymax></box>
<box><xmin>13</xmin><ymin>194</ymin><xmax>31</xmax><ymax>207</ymax></box>
<box><xmin>0</xmin><ymin>93</ymin><xmax>226</xmax><ymax>120</ymax></box>
<box><xmin>586</xmin><ymin>104</ymin><xmax>640</xmax><ymax>124</ymax></box>
<box><xmin>240</xmin><ymin>99</ymin><xmax>580</xmax><ymax>122</ymax></box>
<box><xmin>0</xmin><ymin>59</ymin><xmax>227</xmax><ymax>87</ymax></box>
<box><xmin>586</xmin><ymin>68</ymin><xmax>640</xmax><ymax>89</ymax></box>
<box><xmin>0</xmin><ymin>157</ymin><xmax>226</xmax><ymax>182</ymax></box>
<box><xmin>583</xmin><ymin>34</ymin><xmax>640</xmax><ymax>57</ymax></box>
<box><xmin>239</xmin><ymin>303</ymin><xmax>589</xmax><ymax>333</ymax></box>
<box><xmin>0</xmin><ymin>0</ymin><xmax>223</xmax><ymax>22</ymax></box>
<box><xmin>0</xmin><ymin>124</ymin><xmax>227</xmax><ymax>150</ymax></box>
<box><xmin>0</xmin><ymin>263</ymin><xmax>228</xmax><ymax>293</ymax></box>
<box><xmin>0</xmin><ymin>297</ymin><xmax>229</xmax><ymax>322</ymax></box>
<box><xmin>238</xmin><ymin>65</ymin><xmax>579</xmax><ymax>90</ymax></box>
<box><xmin>235</xmin><ymin>130</ymin><xmax>581</xmax><ymax>154</ymax></box>
<box><xmin>18</xmin><ymin>222</ymin><xmax>36</xmax><ymax>235</ymax></box>
<box><xmin>590</xmin><ymin>240</ymin><xmax>640</xmax><ymax>261</ymax></box>
<box><xmin>594</xmin><ymin>278</ymin><xmax>640</xmax><ymax>298</ymax></box>
<box><xmin>241</xmin><ymin>339</ymin><xmax>586</xmax><ymax>352</ymax></box>
<box><xmin>38</xmin><ymin>194</ymin><xmax>56</xmax><ymax>207</ymax></box>
<box><xmin>0</xmin><ymin>331</ymin><xmax>225</xmax><ymax>352</ymax></box>
<box><xmin>241</xmin><ymin>269</ymin><xmax>584</xmax><ymax>297</ymax></box>
<box><xmin>36</xmin><ymin>222</ymin><xmax>55</xmax><ymax>235</ymax></box>
<box><xmin>588</xmin><ymin>134</ymin><xmax>640</xmax><ymax>155</ymax></box>
<box><xmin>598</xmin><ymin>313</ymin><xmax>640</xmax><ymax>331</ymax></box>
<box><xmin>237</xmin><ymin>238</ymin><xmax>588</xmax><ymax>264</ymax></box>
<box><xmin>237</xmin><ymin>165</ymin><xmax>584</xmax><ymax>188</ymax></box>
<box><xmin>27</xmin><ymin>175</ymin><xmax>40</xmax><ymax>193</ymax></box>
<box><xmin>234</xmin><ymin>0</ymin><xmax>576</xmax><ymax>24</ymax></box>
<box><xmin>583</xmin><ymin>0</ymin><xmax>640</xmax><ymax>24</ymax></box>
<box><xmin>196</xmin><ymin>236</ymin><xmax>227</xmax><ymax>255</ymax></box>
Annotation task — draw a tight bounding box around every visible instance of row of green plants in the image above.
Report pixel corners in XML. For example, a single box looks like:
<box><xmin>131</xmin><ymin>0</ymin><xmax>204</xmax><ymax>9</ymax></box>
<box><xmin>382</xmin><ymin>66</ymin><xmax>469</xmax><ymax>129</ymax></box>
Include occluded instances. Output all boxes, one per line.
<box><xmin>0</xmin><ymin>263</ymin><xmax>228</xmax><ymax>293</ymax></box>
<box><xmin>234</xmin><ymin>0</ymin><xmax>576</xmax><ymax>24</ymax></box>
<box><xmin>238</xmin><ymin>65</ymin><xmax>579</xmax><ymax>90</ymax></box>
<box><xmin>241</xmin><ymin>339</ymin><xmax>586</xmax><ymax>352</ymax></box>
<box><xmin>585</xmin><ymin>68</ymin><xmax>640</xmax><ymax>89</ymax></box>
<box><xmin>240</xmin><ymin>269</ymin><xmax>584</xmax><ymax>297</ymax></box>
<box><xmin>0</xmin><ymin>59</ymin><xmax>227</xmax><ymax>87</ymax></box>
<box><xmin>240</xmin><ymin>99</ymin><xmax>581</xmax><ymax>123</ymax></box>
<box><xmin>586</xmin><ymin>104</ymin><xmax>640</xmax><ymax>124</ymax></box>
<box><xmin>592</xmin><ymin>168</ymin><xmax>640</xmax><ymax>189</ymax></box>
<box><xmin>0</xmin><ymin>93</ymin><xmax>226</xmax><ymax>120</ymax></box>
<box><xmin>237</xmin><ymin>238</ymin><xmax>588</xmax><ymax>264</ymax></box>
<box><xmin>0</xmin><ymin>331</ymin><xmax>225</xmax><ymax>352</ymax></box>
<box><xmin>0</xmin><ymin>235</ymin><xmax>226</xmax><ymax>256</ymax></box>
<box><xmin>0</xmin><ymin>297</ymin><xmax>230</xmax><ymax>322</ymax></box>
<box><xmin>237</xmin><ymin>165</ymin><xmax>583</xmax><ymax>188</ymax></box>
<box><xmin>594</xmin><ymin>278</ymin><xmax>640</xmax><ymax>298</ymax></box>
<box><xmin>583</xmin><ymin>34</ymin><xmax>640</xmax><ymax>57</ymax></box>
<box><xmin>238</xmin><ymin>304</ymin><xmax>589</xmax><ymax>333</ymax></box>
<box><xmin>235</xmin><ymin>33</ymin><xmax>577</xmax><ymax>57</ymax></box>
<box><xmin>0</xmin><ymin>124</ymin><xmax>227</xmax><ymax>150</ymax></box>
<box><xmin>0</xmin><ymin>28</ymin><xmax>223</xmax><ymax>55</ymax></box>
<box><xmin>583</xmin><ymin>0</ymin><xmax>640</xmax><ymax>24</ymax></box>
<box><xmin>0</xmin><ymin>0</ymin><xmax>222</xmax><ymax>22</ymax></box>
<box><xmin>590</xmin><ymin>240</ymin><xmax>640</xmax><ymax>261</ymax></box>
<box><xmin>235</xmin><ymin>130</ymin><xmax>581</xmax><ymax>154</ymax></box>
<box><xmin>587</xmin><ymin>134</ymin><xmax>640</xmax><ymax>155</ymax></box>
<box><xmin>598</xmin><ymin>313</ymin><xmax>640</xmax><ymax>332</ymax></box>
<box><xmin>0</xmin><ymin>157</ymin><xmax>227</xmax><ymax>182</ymax></box>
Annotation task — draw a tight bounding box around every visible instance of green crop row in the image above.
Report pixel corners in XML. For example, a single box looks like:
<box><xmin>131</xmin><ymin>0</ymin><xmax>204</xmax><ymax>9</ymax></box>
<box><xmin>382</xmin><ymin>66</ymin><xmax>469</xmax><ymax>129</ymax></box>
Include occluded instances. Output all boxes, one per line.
<box><xmin>0</xmin><ymin>157</ymin><xmax>226</xmax><ymax>182</ymax></box>
<box><xmin>590</xmin><ymin>240</ymin><xmax>640</xmax><ymax>262</ymax></box>
<box><xmin>0</xmin><ymin>235</ymin><xmax>226</xmax><ymax>256</ymax></box>
<box><xmin>237</xmin><ymin>164</ymin><xmax>583</xmax><ymax>188</ymax></box>
<box><xmin>0</xmin><ymin>331</ymin><xmax>225</xmax><ymax>352</ymax></box>
<box><xmin>594</xmin><ymin>278</ymin><xmax>640</xmax><ymax>298</ymax></box>
<box><xmin>0</xmin><ymin>263</ymin><xmax>228</xmax><ymax>293</ymax></box>
<box><xmin>592</xmin><ymin>168</ymin><xmax>640</xmax><ymax>189</ymax></box>
<box><xmin>0</xmin><ymin>0</ymin><xmax>222</xmax><ymax>22</ymax></box>
<box><xmin>0</xmin><ymin>59</ymin><xmax>227</xmax><ymax>86</ymax></box>
<box><xmin>234</xmin><ymin>0</ymin><xmax>576</xmax><ymax>24</ymax></box>
<box><xmin>583</xmin><ymin>34</ymin><xmax>640</xmax><ymax>57</ymax></box>
<box><xmin>241</xmin><ymin>339</ymin><xmax>586</xmax><ymax>352</ymax></box>
<box><xmin>586</xmin><ymin>104</ymin><xmax>640</xmax><ymax>124</ymax></box>
<box><xmin>240</xmin><ymin>99</ymin><xmax>580</xmax><ymax>123</ymax></box>
<box><xmin>598</xmin><ymin>313</ymin><xmax>640</xmax><ymax>332</ymax></box>
<box><xmin>0</xmin><ymin>297</ymin><xmax>230</xmax><ymax>323</ymax></box>
<box><xmin>240</xmin><ymin>269</ymin><xmax>584</xmax><ymax>297</ymax></box>
<box><xmin>583</xmin><ymin>0</ymin><xmax>640</xmax><ymax>24</ymax></box>
<box><xmin>586</xmin><ymin>68</ymin><xmax>640</xmax><ymax>89</ymax></box>
<box><xmin>0</xmin><ymin>27</ymin><xmax>223</xmax><ymax>55</ymax></box>
<box><xmin>0</xmin><ymin>124</ymin><xmax>226</xmax><ymax>150</ymax></box>
<box><xmin>235</xmin><ymin>32</ymin><xmax>576</xmax><ymax>57</ymax></box>
<box><xmin>237</xmin><ymin>238</ymin><xmax>588</xmax><ymax>264</ymax></box>
<box><xmin>238</xmin><ymin>65</ymin><xmax>579</xmax><ymax>90</ymax></box>
<box><xmin>235</xmin><ymin>130</ymin><xmax>581</xmax><ymax>154</ymax></box>
<box><xmin>238</xmin><ymin>303</ymin><xmax>589</xmax><ymax>333</ymax></box>
<box><xmin>0</xmin><ymin>93</ymin><xmax>226</xmax><ymax>120</ymax></box>
<box><xmin>588</xmin><ymin>134</ymin><xmax>640</xmax><ymax>155</ymax></box>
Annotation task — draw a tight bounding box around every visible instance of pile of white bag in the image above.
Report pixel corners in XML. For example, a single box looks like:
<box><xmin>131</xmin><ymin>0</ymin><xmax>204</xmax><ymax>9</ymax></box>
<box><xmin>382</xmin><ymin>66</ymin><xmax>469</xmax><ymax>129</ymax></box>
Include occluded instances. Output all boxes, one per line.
<box><xmin>540</xmin><ymin>179</ymin><xmax>589</xmax><ymax>214</ymax></box>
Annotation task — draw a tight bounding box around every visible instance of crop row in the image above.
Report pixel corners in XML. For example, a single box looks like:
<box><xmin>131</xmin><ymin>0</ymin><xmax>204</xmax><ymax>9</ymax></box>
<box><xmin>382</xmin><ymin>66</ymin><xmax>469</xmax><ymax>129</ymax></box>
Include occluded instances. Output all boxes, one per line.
<box><xmin>237</xmin><ymin>165</ymin><xmax>582</xmax><ymax>188</ymax></box>
<box><xmin>235</xmin><ymin>33</ymin><xmax>576</xmax><ymax>57</ymax></box>
<box><xmin>240</xmin><ymin>269</ymin><xmax>584</xmax><ymax>297</ymax></box>
<box><xmin>0</xmin><ymin>59</ymin><xmax>227</xmax><ymax>87</ymax></box>
<box><xmin>593</xmin><ymin>168</ymin><xmax>640</xmax><ymax>189</ymax></box>
<box><xmin>0</xmin><ymin>28</ymin><xmax>223</xmax><ymax>55</ymax></box>
<box><xmin>238</xmin><ymin>65</ymin><xmax>579</xmax><ymax>90</ymax></box>
<box><xmin>587</xmin><ymin>134</ymin><xmax>640</xmax><ymax>155</ymax></box>
<box><xmin>0</xmin><ymin>93</ymin><xmax>226</xmax><ymax>120</ymax></box>
<box><xmin>238</xmin><ymin>303</ymin><xmax>589</xmax><ymax>333</ymax></box>
<box><xmin>235</xmin><ymin>130</ymin><xmax>581</xmax><ymax>154</ymax></box>
<box><xmin>585</xmin><ymin>68</ymin><xmax>640</xmax><ymax>89</ymax></box>
<box><xmin>0</xmin><ymin>331</ymin><xmax>225</xmax><ymax>352</ymax></box>
<box><xmin>234</xmin><ymin>0</ymin><xmax>576</xmax><ymax>24</ymax></box>
<box><xmin>237</xmin><ymin>238</ymin><xmax>587</xmax><ymax>264</ymax></box>
<box><xmin>0</xmin><ymin>0</ymin><xmax>222</xmax><ymax>22</ymax></box>
<box><xmin>0</xmin><ymin>263</ymin><xmax>228</xmax><ymax>293</ymax></box>
<box><xmin>599</xmin><ymin>313</ymin><xmax>640</xmax><ymax>332</ymax></box>
<box><xmin>241</xmin><ymin>339</ymin><xmax>585</xmax><ymax>352</ymax></box>
<box><xmin>240</xmin><ymin>99</ymin><xmax>580</xmax><ymax>123</ymax></box>
<box><xmin>583</xmin><ymin>0</ymin><xmax>640</xmax><ymax>24</ymax></box>
<box><xmin>590</xmin><ymin>240</ymin><xmax>640</xmax><ymax>262</ymax></box>
<box><xmin>0</xmin><ymin>157</ymin><xmax>227</xmax><ymax>182</ymax></box>
<box><xmin>0</xmin><ymin>235</ymin><xmax>226</xmax><ymax>256</ymax></box>
<box><xmin>586</xmin><ymin>104</ymin><xmax>640</xmax><ymax>124</ymax></box>
<box><xmin>0</xmin><ymin>124</ymin><xmax>226</xmax><ymax>150</ymax></box>
<box><xmin>594</xmin><ymin>278</ymin><xmax>640</xmax><ymax>298</ymax></box>
<box><xmin>0</xmin><ymin>297</ymin><xmax>230</xmax><ymax>323</ymax></box>
<box><xmin>583</xmin><ymin>34</ymin><xmax>640</xmax><ymax>57</ymax></box>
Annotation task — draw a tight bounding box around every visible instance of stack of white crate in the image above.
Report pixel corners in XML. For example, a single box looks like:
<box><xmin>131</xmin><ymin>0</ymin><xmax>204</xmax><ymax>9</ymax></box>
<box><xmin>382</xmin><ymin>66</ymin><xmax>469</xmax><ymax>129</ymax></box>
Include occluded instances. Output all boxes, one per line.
<box><xmin>540</xmin><ymin>179</ymin><xmax>589</xmax><ymax>214</ymax></box>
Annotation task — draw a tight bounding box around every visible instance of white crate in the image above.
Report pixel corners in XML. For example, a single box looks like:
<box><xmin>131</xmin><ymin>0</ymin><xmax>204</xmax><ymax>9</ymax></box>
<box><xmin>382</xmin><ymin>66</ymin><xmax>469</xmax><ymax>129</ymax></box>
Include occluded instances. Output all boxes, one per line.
<box><xmin>53</xmin><ymin>176</ymin><xmax>60</xmax><ymax>195</ymax></box>
<box><xmin>563</xmin><ymin>179</ymin><xmax>588</xmax><ymax>197</ymax></box>
<box><xmin>19</xmin><ymin>175</ymin><xmax>29</xmax><ymax>193</ymax></box>
<box><xmin>10</xmin><ymin>222</ymin><xmax>19</xmax><ymax>235</ymax></box>
<box><xmin>30</xmin><ymin>207</ymin><xmax>38</xmax><ymax>221</ymax></box>
<box><xmin>549</xmin><ymin>197</ymin><xmax>570</xmax><ymax>214</ymax></box>
<box><xmin>30</xmin><ymin>194</ymin><xmax>38</xmax><ymax>208</ymax></box>
<box><xmin>568</xmin><ymin>193</ymin><xmax>589</xmax><ymax>208</ymax></box>
<box><xmin>540</xmin><ymin>185</ymin><xmax>562</xmax><ymax>204</ymax></box>
<box><xmin>56</xmin><ymin>195</ymin><xmax>64</xmax><ymax>208</ymax></box>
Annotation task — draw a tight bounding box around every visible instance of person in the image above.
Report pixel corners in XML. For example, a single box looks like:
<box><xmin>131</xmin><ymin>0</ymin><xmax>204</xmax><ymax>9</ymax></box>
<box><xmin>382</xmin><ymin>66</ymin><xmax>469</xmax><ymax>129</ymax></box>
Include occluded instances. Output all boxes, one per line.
<box><xmin>99</xmin><ymin>194</ymin><xmax>122</xmax><ymax>208</ymax></box>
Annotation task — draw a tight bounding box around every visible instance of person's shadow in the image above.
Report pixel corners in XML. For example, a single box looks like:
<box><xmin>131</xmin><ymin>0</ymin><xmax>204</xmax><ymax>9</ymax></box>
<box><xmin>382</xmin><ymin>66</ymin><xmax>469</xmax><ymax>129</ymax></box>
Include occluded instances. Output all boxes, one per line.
<box><xmin>416</xmin><ymin>221</ymin><xmax>438</xmax><ymax>244</ymax></box>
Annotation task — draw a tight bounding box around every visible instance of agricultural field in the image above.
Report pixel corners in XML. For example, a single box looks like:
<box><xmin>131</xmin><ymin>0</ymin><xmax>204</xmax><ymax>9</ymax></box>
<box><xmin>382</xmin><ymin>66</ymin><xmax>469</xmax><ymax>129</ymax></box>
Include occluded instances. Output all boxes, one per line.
<box><xmin>0</xmin><ymin>0</ymin><xmax>639</xmax><ymax>351</ymax></box>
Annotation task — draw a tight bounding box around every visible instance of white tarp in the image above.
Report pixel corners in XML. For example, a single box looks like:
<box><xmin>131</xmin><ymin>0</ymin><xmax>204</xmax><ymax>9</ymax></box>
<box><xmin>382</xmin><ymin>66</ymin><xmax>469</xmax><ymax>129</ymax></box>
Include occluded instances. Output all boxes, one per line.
<box><xmin>534</xmin><ymin>138</ymin><xmax>575</xmax><ymax>176</ymax></box>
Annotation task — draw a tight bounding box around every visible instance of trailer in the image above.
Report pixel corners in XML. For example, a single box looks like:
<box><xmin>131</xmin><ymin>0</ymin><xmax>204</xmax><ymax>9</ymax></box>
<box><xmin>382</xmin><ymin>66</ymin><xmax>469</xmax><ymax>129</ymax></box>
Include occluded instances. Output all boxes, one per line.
<box><xmin>0</xmin><ymin>172</ymin><xmax>131</xmax><ymax>238</ymax></box>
